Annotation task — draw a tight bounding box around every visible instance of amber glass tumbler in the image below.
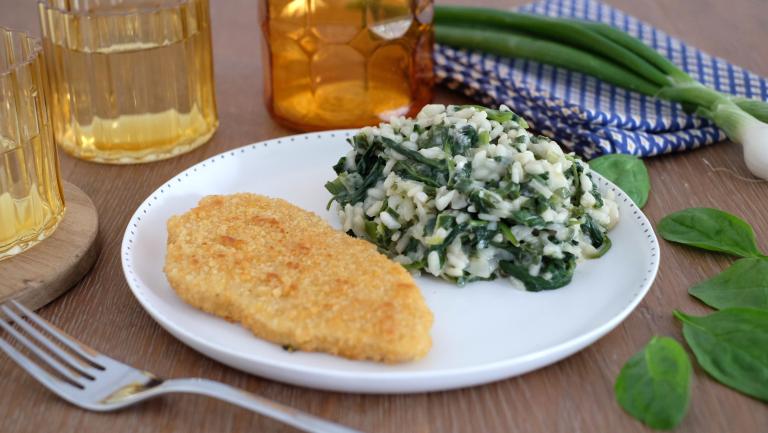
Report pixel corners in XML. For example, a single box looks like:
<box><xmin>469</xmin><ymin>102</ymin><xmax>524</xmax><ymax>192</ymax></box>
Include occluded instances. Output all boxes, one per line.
<box><xmin>0</xmin><ymin>28</ymin><xmax>65</xmax><ymax>260</ymax></box>
<box><xmin>259</xmin><ymin>0</ymin><xmax>434</xmax><ymax>131</ymax></box>
<box><xmin>38</xmin><ymin>0</ymin><xmax>218</xmax><ymax>164</ymax></box>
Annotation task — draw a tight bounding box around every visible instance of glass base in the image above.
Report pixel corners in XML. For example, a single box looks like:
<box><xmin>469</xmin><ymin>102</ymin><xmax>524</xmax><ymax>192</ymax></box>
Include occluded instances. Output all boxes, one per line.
<box><xmin>268</xmin><ymin>95</ymin><xmax>432</xmax><ymax>132</ymax></box>
<box><xmin>58</xmin><ymin>121</ymin><xmax>219</xmax><ymax>165</ymax></box>
<box><xmin>0</xmin><ymin>209</ymin><xmax>65</xmax><ymax>261</ymax></box>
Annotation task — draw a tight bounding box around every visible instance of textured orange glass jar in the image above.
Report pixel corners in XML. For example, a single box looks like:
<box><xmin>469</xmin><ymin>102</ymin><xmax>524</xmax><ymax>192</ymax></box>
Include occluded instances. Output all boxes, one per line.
<box><xmin>259</xmin><ymin>0</ymin><xmax>434</xmax><ymax>131</ymax></box>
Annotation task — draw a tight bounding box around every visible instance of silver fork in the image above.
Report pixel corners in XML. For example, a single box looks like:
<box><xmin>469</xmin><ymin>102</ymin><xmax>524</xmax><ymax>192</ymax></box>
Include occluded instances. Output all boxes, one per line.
<box><xmin>0</xmin><ymin>301</ymin><xmax>360</xmax><ymax>433</ymax></box>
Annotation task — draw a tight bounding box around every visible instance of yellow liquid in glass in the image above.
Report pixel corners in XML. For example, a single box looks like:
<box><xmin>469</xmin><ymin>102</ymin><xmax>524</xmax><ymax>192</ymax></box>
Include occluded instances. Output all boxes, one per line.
<box><xmin>262</xmin><ymin>0</ymin><xmax>434</xmax><ymax>131</ymax></box>
<box><xmin>45</xmin><ymin>15</ymin><xmax>218</xmax><ymax>164</ymax></box>
<box><xmin>0</xmin><ymin>136</ymin><xmax>65</xmax><ymax>259</ymax></box>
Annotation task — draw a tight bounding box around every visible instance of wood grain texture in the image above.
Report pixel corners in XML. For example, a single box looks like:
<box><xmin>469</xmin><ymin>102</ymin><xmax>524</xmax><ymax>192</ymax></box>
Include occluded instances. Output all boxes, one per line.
<box><xmin>0</xmin><ymin>0</ymin><xmax>766</xmax><ymax>432</ymax></box>
<box><xmin>0</xmin><ymin>182</ymin><xmax>99</xmax><ymax>311</ymax></box>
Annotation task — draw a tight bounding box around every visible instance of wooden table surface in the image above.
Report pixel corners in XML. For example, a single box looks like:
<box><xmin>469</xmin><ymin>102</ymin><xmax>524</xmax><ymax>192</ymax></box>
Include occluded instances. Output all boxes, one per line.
<box><xmin>1</xmin><ymin>0</ymin><xmax>767</xmax><ymax>432</ymax></box>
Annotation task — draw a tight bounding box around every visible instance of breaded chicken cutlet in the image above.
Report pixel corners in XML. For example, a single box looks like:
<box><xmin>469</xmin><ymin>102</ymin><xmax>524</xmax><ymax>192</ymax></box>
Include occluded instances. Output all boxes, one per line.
<box><xmin>164</xmin><ymin>194</ymin><xmax>433</xmax><ymax>363</ymax></box>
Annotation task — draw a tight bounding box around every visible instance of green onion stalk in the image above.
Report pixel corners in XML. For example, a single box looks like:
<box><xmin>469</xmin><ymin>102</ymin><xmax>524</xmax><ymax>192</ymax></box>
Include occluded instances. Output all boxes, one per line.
<box><xmin>434</xmin><ymin>6</ymin><xmax>768</xmax><ymax>179</ymax></box>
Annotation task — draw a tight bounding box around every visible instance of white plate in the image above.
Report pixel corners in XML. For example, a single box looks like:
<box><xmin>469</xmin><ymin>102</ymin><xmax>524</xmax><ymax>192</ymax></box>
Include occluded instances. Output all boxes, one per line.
<box><xmin>121</xmin><ymin>130</ymin><xmax>659</xmax><ymax>394</ymax></box>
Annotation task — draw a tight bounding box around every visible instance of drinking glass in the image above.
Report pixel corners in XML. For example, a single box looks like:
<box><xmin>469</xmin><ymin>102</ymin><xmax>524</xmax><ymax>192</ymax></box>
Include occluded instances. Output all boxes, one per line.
<box><xmin>259</xmin><ymin>0</ymin><xmax>434</xmax><ymax>131</ymax></box>
<box><xmin>0</xmin><ymin>28</ymin><xmax>65</xmax><ymax>260</ymax></box>
<box><xmin>38</xmin><ymin>0</ymin><xmax>219</xmax><ymax>164</ymax></box>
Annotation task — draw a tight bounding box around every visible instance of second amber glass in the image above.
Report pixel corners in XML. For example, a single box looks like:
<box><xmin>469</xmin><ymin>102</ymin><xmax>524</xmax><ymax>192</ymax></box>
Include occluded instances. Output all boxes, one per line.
<box><xmin>38</xmin><ymin>0</ymin><xmax>218</xmax><ymax>164</ymax></box>
<box><xmin>260</xmin><ymin>0</ymin><xmax>434</xmax><ymax>131</ymax></box>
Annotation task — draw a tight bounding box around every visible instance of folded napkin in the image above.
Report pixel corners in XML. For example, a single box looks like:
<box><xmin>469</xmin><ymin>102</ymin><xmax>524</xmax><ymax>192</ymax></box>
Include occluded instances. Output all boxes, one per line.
<box><xmin>434</xmin><ymin>0</ymin><xmax>768</xmax><ymax>158</ymax></box>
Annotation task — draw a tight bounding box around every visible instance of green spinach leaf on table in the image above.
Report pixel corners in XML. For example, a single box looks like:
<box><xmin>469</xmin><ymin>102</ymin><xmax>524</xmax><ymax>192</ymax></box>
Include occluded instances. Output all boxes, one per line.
<box><xmin>614</xmin><ymin>336</ymin><xmax>692</xmax><ymax>430</ymax></box>
<box><xmin>658</xmin><ymin>208</ymin><xmax>766</xmax><ymax>258</ymax></box>
<box><xmin>674</xmin><ymin>308</ymin><xmax>768</xmax><ymax>402</ymax></box>
<box><xmin>589</xmin><ymin>154</ymin><xmax>650</xmax><ymax>208</ymax></box>
<box><xmin>689</xmin><ymin>257</ymin><xmax>768</xmax><ymax>310</ymax></box>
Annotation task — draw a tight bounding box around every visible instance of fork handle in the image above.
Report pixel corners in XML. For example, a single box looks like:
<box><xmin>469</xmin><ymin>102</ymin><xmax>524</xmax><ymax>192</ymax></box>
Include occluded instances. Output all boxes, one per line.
<box><xmin>155</xmin><ymin>378</ymin><xmax>361</xmax><ymax>433</ymax></box>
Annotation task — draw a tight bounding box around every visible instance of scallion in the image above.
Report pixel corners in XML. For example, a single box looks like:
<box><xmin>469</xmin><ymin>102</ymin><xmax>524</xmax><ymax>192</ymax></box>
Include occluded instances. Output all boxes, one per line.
<box><xmin>435</xmin><ymin>6</ymin><xmax>768</xmax><ymax>179</ymax></box>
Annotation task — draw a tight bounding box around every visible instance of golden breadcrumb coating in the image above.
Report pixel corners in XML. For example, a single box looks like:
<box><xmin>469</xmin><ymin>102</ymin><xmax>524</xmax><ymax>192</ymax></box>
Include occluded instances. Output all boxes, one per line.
<box><xmin>164</xmin><ymin>194</ymin><xmax>433</xmax><ymax>363</ymax></box>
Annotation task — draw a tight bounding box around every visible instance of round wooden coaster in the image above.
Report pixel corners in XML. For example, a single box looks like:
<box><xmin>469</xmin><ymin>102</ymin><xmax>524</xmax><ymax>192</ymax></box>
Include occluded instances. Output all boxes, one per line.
<box><xmin>0</xmin><ymin>182</ymin><xmax>99</xmax><ymax>310</ymax></box>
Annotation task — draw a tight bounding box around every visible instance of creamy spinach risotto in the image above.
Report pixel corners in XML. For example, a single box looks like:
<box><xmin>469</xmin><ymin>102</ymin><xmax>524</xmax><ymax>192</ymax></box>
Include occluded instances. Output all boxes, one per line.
<box><xmin>325</xmin><ymin>104</ymin><xmax>619</xmax><ymax>290</ymax></box>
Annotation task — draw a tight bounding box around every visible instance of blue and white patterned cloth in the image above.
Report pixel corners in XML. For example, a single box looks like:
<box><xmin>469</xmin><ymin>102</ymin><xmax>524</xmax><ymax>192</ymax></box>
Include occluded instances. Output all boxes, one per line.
<box><xmin>434</xmin><ymin>0</ymin><xmax>768</xmax><ymax>158</ymax></box>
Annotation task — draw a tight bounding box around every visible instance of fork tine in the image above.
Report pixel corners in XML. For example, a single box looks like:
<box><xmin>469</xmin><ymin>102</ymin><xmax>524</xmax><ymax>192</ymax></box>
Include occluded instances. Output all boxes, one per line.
<box><xmin>0</xmin><ymin>332</ymin><xmax>84</xmax><ymax>402</ymax></box>
<box><xmin>10</xmin><ymin>301</ymin><xmax>103</xmax><ymax>368</ymax></box>
<box><xmin>1</xmin><ymin>305</ymin><xmax>96</xmax><ymax>378</ymax></box>
<box><xmin>0</xmin><ymin>316</ymin><xmax>87</xmax><ymax>387</ymax></box>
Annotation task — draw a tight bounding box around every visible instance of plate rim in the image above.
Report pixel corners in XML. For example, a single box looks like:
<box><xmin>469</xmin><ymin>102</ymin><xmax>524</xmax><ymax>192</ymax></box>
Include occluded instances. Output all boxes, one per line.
<box><xmin>120</xmin><ymin>129</ymin><xmax>660</xmax><ymax>390</ymax></box>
